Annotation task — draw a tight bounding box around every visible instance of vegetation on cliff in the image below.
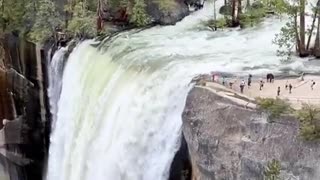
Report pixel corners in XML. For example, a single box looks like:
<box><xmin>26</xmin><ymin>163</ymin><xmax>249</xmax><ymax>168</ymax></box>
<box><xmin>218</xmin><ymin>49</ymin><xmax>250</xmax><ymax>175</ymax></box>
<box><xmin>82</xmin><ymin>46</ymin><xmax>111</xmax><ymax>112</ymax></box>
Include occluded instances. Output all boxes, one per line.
<box><xmin>0</xmin><ymin>0</ymin><xmax>177</xmax><ymax>43</ymax></box>
<box><xmin>256</xmin><ymin>97</ymin><xmax>292</xmax><ymax>119</ymax></box>
<box><xmin>296</xmin><ymin>104</ymin><xmax>320</xmax><ymax>141</ymax></box>
<box><xmin>257</xmin><ymin>98</ymin><xmax>320</xmax><ymax>141</ymax></box>
<box><xmin>264</xmin><ymin>159</ymin><xmax>282</xmax><ymax>180</ymax></box>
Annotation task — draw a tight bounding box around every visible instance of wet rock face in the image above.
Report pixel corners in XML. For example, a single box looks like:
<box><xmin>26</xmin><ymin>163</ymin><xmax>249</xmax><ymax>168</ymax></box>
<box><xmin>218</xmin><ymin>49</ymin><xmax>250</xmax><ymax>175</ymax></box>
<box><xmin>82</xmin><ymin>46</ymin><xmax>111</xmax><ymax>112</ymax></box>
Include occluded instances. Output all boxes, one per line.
<box><xmin>182</xmin><ymin>87</ymin><xmax>320</xmax><ymax>180</ymax></box>
<box><xmin>0</xmin><ymin>33</ymin><xmax>51</xmax><ymax>180</ymax></box>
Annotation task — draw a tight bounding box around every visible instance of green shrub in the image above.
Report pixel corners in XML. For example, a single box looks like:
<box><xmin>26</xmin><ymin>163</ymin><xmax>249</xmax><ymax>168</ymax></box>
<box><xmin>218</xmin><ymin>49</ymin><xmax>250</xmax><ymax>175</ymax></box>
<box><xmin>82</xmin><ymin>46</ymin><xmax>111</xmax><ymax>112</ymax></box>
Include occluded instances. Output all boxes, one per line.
<box><xmin>256</xmin><ymin>98</ymin><xmax>292</xmax><ymax>119</ymax></box>
<box><xmin>130</xmin><ymin>0</ymin><xmax>151</xmax><ymax>27</ymax></box>
<box><xmin>264</xmin><ymin>159</ymin><xmax>281</xmax><ymax>180</ymax></box>
<box><xmin>204</xmin><ymin>17</ymin><xmax>229</xmax><ymax>30</ymax></box>
<box><xmin>296</xmin><ymin>104</ymin><xmax>320</xmax><ymax>141</ymax></box>
<box><xmin>239</xmin><ymin>6</ymin><xmax>266</xmax><ymax>28</ymax></box>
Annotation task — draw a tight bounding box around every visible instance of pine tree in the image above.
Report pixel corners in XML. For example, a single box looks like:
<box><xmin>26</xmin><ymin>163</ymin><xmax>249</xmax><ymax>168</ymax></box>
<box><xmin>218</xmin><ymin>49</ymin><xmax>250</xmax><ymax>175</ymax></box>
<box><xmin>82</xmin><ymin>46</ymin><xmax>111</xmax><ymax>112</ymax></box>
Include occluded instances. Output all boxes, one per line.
<box><xmin>27</xmin><ymin>0</ymin><xmax>62</xmax><ymax>43</ymax></box>
<box><xmin>130</xmin><ymin>0</ymin><xmax>150</xmax><ymax>27</ymax></box>
<box><xmin>0</xmin><ymin>0</ymin><xmax>28</xmax><ymax>33</ymax></box>
<box><xmin>67</xmin><ymin>1</ymin><xmax>96</xmax><ymax>37</ymax></box>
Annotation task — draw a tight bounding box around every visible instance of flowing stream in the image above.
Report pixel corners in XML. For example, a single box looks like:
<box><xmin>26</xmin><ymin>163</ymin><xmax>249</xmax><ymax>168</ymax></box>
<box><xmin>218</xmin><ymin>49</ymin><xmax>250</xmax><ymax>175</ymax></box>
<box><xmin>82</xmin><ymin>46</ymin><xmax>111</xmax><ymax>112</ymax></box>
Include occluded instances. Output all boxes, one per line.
<box><xmin>46</xmin><ymin>1</ymin><xmax>319</xmax><ymax>180</ymax></box>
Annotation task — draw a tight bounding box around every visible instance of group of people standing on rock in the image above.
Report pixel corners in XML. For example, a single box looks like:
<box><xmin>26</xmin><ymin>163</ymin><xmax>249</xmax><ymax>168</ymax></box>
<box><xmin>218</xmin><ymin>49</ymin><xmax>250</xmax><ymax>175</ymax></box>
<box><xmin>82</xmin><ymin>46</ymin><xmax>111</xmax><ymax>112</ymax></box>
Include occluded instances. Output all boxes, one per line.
<box><xmin>211</xmin><ymin>72</ymin><xmax>317</xmax><ymax>97</ymax></box>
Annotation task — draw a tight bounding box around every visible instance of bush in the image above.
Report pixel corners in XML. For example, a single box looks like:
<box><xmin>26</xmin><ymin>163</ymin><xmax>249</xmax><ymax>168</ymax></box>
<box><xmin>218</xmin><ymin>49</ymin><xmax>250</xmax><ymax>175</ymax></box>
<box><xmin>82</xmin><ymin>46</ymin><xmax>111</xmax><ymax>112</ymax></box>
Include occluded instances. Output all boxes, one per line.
<box><xmin>204</xmin><ymin>17</ymin><xmax>229</xmax><ymax>30</ymax></box>
<box><xmin>239</xmin><ymin>6</ymin><xmax>266</xmax><ymax>28</ymax></box>
<box><xmin>130</xmin><ymin>0</ymin><xmax>151</xmax><ymax>27</ymax></box>
<box><xmin>256</xmin><ymin>98</ymin><xmax>292</xmax><ymax>119</ymax></box>
<box><xmin>264</xmin><ymin>159</ymin><xmax>281</xmax><ymax>180</ymax></box>
<box><xmin>296</xmin><ymin>104</ymin><xmax>320</xmax><ymax>141</ymax></box>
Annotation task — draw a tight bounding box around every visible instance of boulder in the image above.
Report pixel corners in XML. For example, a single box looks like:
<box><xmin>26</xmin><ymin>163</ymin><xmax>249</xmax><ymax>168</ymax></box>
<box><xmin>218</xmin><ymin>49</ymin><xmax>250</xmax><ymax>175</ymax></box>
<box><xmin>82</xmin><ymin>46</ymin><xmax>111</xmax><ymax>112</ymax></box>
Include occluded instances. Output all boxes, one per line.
<box><xmin>182</xmin><ymin>87</ymin><xmax>320</xmax><ymax>180</ymax></box>
<box><xmin>219</xmin><ymin>5</ymin><xmax>232</xmax><ymax>16</ymax></box>
<box><xmin>146</xmin><ymin>0</ymin><xmax>190</xmax><ymax>25</ymax></box>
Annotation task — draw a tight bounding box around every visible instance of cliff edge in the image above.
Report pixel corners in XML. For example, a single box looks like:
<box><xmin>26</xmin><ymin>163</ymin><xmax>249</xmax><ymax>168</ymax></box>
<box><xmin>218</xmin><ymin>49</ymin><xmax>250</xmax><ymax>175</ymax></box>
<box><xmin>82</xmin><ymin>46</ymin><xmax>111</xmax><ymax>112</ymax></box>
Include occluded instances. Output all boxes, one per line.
<box><xmin>182</xmin><ymin>86</ymin><xmax>320</xmax><ymax>180</ymax></box>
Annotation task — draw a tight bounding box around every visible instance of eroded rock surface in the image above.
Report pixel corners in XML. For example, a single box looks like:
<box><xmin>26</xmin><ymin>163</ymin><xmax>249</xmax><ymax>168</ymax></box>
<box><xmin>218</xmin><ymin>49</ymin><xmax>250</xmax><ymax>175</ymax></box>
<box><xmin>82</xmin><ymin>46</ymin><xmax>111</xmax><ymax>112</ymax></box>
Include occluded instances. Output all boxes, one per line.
<box><xmin>182</xmin><ymin>87</ymin><xmax>320</xmax><ymax>180</ymax></box>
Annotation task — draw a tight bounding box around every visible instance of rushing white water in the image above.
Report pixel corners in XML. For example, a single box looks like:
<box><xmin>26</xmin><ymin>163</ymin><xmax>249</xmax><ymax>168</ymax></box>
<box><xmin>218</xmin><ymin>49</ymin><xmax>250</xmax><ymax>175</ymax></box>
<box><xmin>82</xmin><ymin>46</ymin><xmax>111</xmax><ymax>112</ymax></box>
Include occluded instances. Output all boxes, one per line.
<box><xmin>48</xmin><ymin>47</ymin><xmax>67</xmax><ymax>128</ymax></box>
<box><xmin>47</xmin><ymin>1</ymin><xmax>320</xmax><ymax>180</ymax></box>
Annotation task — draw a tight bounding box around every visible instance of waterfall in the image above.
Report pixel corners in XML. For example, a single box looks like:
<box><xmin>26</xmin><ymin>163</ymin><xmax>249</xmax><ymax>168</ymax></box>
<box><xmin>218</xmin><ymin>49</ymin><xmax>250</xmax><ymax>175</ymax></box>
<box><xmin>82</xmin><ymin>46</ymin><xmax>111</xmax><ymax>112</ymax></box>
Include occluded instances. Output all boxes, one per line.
<box><xmin>48</xmin><ymin>47</ymin><xmax>67</xmax><ymax>129</ymax></box>
<box><xmin>47</xmin><ymin>1</ymin><xmax>319</xmax><ymax>180</ymax></box>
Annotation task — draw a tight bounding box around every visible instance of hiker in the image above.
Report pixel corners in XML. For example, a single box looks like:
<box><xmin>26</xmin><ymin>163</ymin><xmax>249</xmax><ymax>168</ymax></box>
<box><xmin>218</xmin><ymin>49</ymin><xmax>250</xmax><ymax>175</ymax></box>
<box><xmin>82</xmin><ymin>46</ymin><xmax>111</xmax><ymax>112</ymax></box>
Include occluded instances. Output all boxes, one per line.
<box><xmin>299</xmin><ymin>73</ymin><xmax>305</xmax><ymax>81</ymax></box>
<box><xmin>259</xmin><ymin>80</ymin><xmax>264</xmax><ymax>90</ymax></box>
<box><xmin>311</xmin><ymin>80</ymin><xmax>316</xmax><ymax>90</ymax></box>
<box><xmin>229</xmin><ymin>82</ymin><xmax>233</xmax><ymax>89</ymax></box>
<box><xmin>277</xmin><ymin>86</ymin><xmax>280</xmax><ymax>96</ymax></box>
<box><xmin>266</xmin><ymin>73</ymin><xmax>274</xmax><ymax>83</ymax></box>
<box><xmin>285</xmin><ymin>80</ymin><xmax>288</xmax><ymax>90</ymax></box>
<box><xmin>222</xmin><ymin>77</ymin><xmax>226</xmax><ymax>86</ymax></box>
<box><xmin>289</xmin><ymin>84</ymin><xmax>293</xmax><ymax>94</ymax></box>
<box><xmin>248</xmin><ymin>74</ymin><xmax>252</xmax><ymax>87</ymax></box>
<box><xmin>240</xmin><ymin>80</ymin><xmax>245</xmax><ymax>93</ymax></box>
<box><xmin>212</xmin><ymin>74</ymin><xmax>215</xmax><ymax>82</ymax></box>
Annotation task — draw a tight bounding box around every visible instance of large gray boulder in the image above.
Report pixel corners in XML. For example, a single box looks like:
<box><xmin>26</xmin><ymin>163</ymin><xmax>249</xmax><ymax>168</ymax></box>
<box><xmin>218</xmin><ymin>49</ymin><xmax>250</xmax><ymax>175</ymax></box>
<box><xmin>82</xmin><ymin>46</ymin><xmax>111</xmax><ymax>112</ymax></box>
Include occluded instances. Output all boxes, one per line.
<box><xmin>182</xmin><ymin>87</ymin><xmax>320</xmax><ymax>180</ymax></box>
<box><xmin>146</xmin><ymin>0</ymin><xmax>190</xmax><ymax>25</ymax></box>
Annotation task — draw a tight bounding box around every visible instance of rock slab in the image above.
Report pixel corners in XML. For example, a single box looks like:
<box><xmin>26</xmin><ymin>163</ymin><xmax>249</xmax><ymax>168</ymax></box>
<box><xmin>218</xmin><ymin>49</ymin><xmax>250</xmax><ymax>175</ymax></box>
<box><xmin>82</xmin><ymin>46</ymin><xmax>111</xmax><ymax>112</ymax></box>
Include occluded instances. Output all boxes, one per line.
<box><xmin>182</xmin><ymin>87</ymin><xmax>320</xmax><ymax>180</ymax></box>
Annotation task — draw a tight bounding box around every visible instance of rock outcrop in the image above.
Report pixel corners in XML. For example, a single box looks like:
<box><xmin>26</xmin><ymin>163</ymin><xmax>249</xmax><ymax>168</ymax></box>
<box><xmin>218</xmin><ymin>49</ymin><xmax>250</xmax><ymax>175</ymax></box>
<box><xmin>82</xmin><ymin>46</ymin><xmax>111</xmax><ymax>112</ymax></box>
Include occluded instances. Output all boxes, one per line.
<box><xmin>146</xmin><ymin>0</ymin><xmax>189</xmax><ymax>25</ymax></box>
<box><xmin>182</xmin><ymin>86</ymin><xmax>320</xmax><ymax>180</ymax></box>
<box><xmin>0</xmin><ymin>33</ymin><xmax>51</xmax><ymax>180</ymax></box>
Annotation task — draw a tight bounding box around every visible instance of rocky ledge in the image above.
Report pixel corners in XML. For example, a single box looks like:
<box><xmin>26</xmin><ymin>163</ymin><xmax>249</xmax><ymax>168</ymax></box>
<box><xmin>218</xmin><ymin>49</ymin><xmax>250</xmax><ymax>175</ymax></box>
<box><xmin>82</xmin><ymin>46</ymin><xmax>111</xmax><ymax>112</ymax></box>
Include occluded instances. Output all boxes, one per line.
<box><xmin>182</xmin><ymin>85</ymin><xmax>320</xmax><ymax>180</ymax></box>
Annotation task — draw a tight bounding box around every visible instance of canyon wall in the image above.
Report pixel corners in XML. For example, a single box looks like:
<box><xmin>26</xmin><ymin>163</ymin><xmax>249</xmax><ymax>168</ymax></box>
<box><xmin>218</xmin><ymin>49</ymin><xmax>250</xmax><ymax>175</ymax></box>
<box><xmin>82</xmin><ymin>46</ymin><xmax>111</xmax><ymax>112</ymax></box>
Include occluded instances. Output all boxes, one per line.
<box><xmin>0</xmin><ymin>33</ymin><xmax>51</xmax><ymax>180</ymax></box>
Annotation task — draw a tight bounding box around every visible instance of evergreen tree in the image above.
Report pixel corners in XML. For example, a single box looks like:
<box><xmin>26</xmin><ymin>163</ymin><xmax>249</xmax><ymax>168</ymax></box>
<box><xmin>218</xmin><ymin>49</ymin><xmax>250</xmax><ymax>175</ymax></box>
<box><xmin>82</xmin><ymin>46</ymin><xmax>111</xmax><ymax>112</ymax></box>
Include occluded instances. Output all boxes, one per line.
<box><xmin>28</xmin><ymin>0</ymin><xmax>62</xmax><ymax>43</ymax></box>
<box><xmin>0</xmin><ymin>0</ymin><xmax>27</xmax><ymax>33</ymax></box>
<box><xmin>130</xmin><ymin>0</ymin><xmax>150</xmax><ymax>27</ymax></box>
<box><xmin>67</xmin><ymin>1</ymin><xmax>96</xmax><ymax>37</ymax></box>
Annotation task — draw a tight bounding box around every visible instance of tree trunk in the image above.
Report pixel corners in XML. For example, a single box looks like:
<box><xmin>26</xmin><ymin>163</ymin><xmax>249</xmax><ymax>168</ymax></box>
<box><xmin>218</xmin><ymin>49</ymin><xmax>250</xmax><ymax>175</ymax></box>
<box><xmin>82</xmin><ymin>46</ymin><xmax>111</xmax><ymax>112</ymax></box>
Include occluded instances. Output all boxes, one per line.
<box><xmin>213</xmin><ymin>0</ymin><xmax>217</xmax><ymax>30</ymax></box>
<box><xmin>294</xmin><ymin>12</ymin><xmax>302</xmax><ymax>54</ymax></box>
<box><xmin>306</xmin><ymin>5</ymin><xmax>318</xmax><ymax>50</ymax></box>
<box><xmin>224</xmin><ymin>0</ymin><xmax>227</xmax><ymax>6</ymax></box>
<box><xmin>238</xmin><ymin>0</ymin><xmax>242</xmax><ymax>15</ymax></box>
<box><xmin>96</xmin><ymin>0</ymin><xmax>102</xmax><ymax>33</ymax></box>
<box><xmin>232</xmin><ymin>0</ymin><xmax>239</xmax><ymax>26</ymax></box>
<box><xmin>314</xmin><ymin>14</ymin><xmax>320</xmax><ymax>57</ymax></box>
<box><xmin>299</xmin><ymin>0</ymin><xmax>308</xmax><ymax>56</ymax></box>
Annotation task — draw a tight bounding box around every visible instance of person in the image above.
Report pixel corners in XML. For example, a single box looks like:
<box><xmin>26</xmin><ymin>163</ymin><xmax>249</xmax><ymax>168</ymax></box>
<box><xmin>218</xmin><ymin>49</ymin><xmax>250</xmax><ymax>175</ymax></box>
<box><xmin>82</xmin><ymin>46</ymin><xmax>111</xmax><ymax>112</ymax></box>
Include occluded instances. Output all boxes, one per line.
<box><xmin>212</xmin><ymin>74</ymin><xmax>215</xmax><ymax>82</ymax></box>
<box><xmin>240</xmin><ymin>80</ymin><xmax>245</xmax><ymax>93</ymax></box>
<box><xmin>300</xmin><ymin>73</ymin><xmax>305</xmax><ymax>81</ymax></box>
<box><xmin>277</xmin><ymin>86</ymin><xmax>280</xmax><ymax>96</ymax></box>
<box><xmin>222</xmin><ymin>77</ymin><xmax>226</xmax><ymax>86</ymax></box>
<box><xmin>266</xmin><ymin>73</ymin><xmax>274</xmax><ymax>83</ymax></box>
<box><xmin>289</xmin><ymin>84</ymin><xmax>293</xmax><ymax>94</ymax></box>
<box><xmin>259</xmin><ymin>80</ymin><xmax>264</xmax><ymax>91</ymax></box>
<box><xmin>285</xmin><ymin>80</ymin><xmax>288</xmax><ymax>90</ymax></box>
<box><xmin>229</xmin><ymin>82</ymin><xmax>233</xmax><ymax>89</ymax></box>
<box><xmin>311</xmin><ymin>80</ymin><xmax>316</xmax><ymax>90</ymax></box>
<box><xmin>248</xmin><ymin>74</ymin><xmax>252</xmax><ymax>87</ymax></box>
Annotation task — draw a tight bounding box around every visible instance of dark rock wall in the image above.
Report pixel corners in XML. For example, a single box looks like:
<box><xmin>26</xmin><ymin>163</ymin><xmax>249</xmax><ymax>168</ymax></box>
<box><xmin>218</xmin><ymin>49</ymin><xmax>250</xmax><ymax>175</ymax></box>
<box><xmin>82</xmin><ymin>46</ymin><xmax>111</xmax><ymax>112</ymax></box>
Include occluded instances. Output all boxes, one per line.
<box><xmin>0</xmin><ymin>33</ymin><xmax>51</xmax><ymax>180</ymax></box>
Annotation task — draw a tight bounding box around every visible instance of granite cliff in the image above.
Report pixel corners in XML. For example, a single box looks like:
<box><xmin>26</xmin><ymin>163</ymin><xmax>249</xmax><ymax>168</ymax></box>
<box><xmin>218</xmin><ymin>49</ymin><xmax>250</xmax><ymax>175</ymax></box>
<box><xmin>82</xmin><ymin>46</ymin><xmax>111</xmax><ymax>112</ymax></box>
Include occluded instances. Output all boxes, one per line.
<box><xmin>182</xmin><ymin>86</ymin><xmax>320</xmax><ymax>180</ymax></box>
<box><xmin>0</xmin><ymin>33</ymin><xmax>51</xmax><ymax>180</ymax></box>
